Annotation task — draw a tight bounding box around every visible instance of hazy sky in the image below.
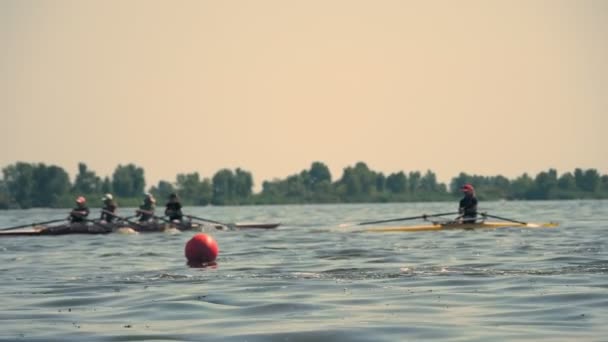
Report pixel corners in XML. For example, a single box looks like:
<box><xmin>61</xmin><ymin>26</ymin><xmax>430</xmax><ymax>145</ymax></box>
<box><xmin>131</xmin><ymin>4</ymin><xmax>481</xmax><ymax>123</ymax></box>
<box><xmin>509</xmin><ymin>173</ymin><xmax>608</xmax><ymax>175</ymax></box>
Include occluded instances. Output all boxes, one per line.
<box><xmin>1</xmin><ymin>0</ymin><xmax>607</xmax><ymax>189</ymax></box>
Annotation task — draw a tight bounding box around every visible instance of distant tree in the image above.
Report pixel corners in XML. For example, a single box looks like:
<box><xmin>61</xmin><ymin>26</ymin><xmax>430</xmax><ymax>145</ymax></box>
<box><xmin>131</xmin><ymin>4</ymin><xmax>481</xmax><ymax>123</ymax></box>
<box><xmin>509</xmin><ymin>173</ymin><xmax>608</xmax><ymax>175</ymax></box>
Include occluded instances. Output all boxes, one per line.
<box><xmin>375</xmin><ymin>172</ymin><xmax>386</xmax><ymax>193</ymax></box>
<box><xmin>3</xmin><ymin>161</ymin><xmax>608</xmax><ymax>209</ymax></box>
<box><xmin>212</xmin><ymin>169</ymin><xmax>235</xmax><ymax>205</ymax></box>
<box><xmin>557</xmin><ymin>172</ymin><xmax>577</xmax><ymax>191</ymax></box>
<box><xmin>2</xmin><ymin>162</ymin><xmax>70</xmax><ymax>208</ymax></box>
<box><xmin>150</xmin><ymin>180</ymin><xmax>175</xmax><ymax>202</ymax></box>
<box><xmin>580</xmin><ymin>169</ymin><xmax>600</xmax><ymax>193</ymax></box>
<box><xmin>174</xmin><ymin>172</ymin><xmax>213</xmax><ymax>205</ymax></box>
<box><xmin>450</xmin><ymin>172</ymin><xmax>472</xmax><ymax>194</ymax></box>
<box><xmin>112</xmin><ymin>164</ymin><xmax>145</xmax><ymax>197</ymax></box>
<box><xmin>176</xmin><ymin>173</ymin><xmax>200</xmax><ymax>200</ymax></box>
<box><xmin>309</xmin><ymin>161</ymin><xmax>332</xmax><ymax>184</ymax></box>
<box><xmin>101</xmin><ymin>176</ymin><xmax>112</xmax><ymax>194</ymax></box>
<box><xmin>601</xmin><ymin>175</ymin><xmax>608</xmax><ymax>194</ymax></box>
<box><xmin>256</xmin><ymin>163</ymin><xmax>337</xmax><ymax>203</ymax></box>
<box><xmin>419</xmin><ymin>170</ymin><xmax>439</xmax><ymax>192</ymax></box>
<box><xmin>386</xmin><ymin>172</ymin><xmax>407</xmax><ymax>193</ymax></box>
<box><xmin>286</xmin><ymin>174</ymin><xmax>307</xmax><ymax>198</ymax></box>
<box><xmin>234</xmin><ymin>168</ymin><xmax>254</xmax><ymax>199</ymax></box>
<box><xmin>0</xmin><ymin>180</ymin><xmax>10</xmax><ymax>209</ymax></box>
<box><xmin>510</xmin><ymin>173</ymin><xmax>534</xmax><ymax>199</ymax></box>
<box><xmin>261</xmin><ymin>179</ymin><xmax>282</xmax><ymax>200</ymax></box>
<box><xmin>299</xmin><ymin>170</ymin><xmax>313</xmax><ymax>194</ymax></box>
<box><xmin>408</xmin><ymin>171</ymin><xmax>421</xmax><ymax>193</ymax></box>
<box><xmin>530</xmin><ymin>169</ymin><xmax>558</xmax><ymax>199</ymax></box>
<box><xmin>337</xmin><ymin>162</ymin><xmax>379</xmax><ymax>200</ymax></box>
<box><xmin>574</xmin><ymin>168</ymin><xmax>585</xmax><ymax>191</ymax></box>
<box><xmin>2</xmin><ymin>162</ymin><xmax>35</xmax><ymax>208</ymax></box>
<box><xmin>198</xmin><ymin>178</ymin><xmax>213</xmax><ymax>205</ymax></box>
<box><xmin>72</xmin><ymin>162</ymin><xmax>101</xmax><ymax>195</ymax></box>
<box><xmin>32</xmin><ymin>164</ymin><xmax>71</xmax><ymax>207</ymax></box>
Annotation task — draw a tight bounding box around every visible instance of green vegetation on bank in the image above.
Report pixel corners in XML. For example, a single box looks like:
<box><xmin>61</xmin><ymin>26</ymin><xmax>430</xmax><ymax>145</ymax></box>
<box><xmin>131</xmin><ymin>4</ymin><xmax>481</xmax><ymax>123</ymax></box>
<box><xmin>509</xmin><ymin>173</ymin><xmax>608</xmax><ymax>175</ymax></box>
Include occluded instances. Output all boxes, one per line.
<box><xmin>1</xmin><ymin>161</ymin><xmax>607</xmax><ymax>209</ymax></box>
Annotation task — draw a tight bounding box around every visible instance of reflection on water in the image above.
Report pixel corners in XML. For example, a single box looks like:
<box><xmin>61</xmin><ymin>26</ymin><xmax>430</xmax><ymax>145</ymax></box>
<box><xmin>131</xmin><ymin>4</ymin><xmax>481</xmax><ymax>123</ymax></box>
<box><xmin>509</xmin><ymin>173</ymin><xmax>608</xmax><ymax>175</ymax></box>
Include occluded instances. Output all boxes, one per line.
<box><xmin>0</xmin><ymin>201</ymin><xmax>607</xmax><ymax>341</ymax></box>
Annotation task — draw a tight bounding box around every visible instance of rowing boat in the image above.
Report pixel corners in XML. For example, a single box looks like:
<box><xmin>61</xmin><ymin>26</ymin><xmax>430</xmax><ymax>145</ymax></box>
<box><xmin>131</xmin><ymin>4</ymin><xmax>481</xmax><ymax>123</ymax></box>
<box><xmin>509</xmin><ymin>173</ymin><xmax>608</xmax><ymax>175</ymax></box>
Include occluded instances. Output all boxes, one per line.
<box><xmin>367</xmin><ymin>221</ymin><xmax>558</xmax><ymax>233</ymax></box>
<box><xmin>0</xmin><ymin>221</ymin><xmax>281</xmax><ymax>237</ymax></box>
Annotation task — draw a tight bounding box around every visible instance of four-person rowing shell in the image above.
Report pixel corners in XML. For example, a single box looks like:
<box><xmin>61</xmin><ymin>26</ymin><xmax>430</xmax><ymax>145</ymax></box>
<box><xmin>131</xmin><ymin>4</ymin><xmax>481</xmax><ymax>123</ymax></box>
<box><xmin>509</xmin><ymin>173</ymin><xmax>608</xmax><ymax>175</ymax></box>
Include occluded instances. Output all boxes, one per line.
<box><xmin>0</xmin><ymin>193</ymin><xmax>280</xmax><ymax>236</ymax></box>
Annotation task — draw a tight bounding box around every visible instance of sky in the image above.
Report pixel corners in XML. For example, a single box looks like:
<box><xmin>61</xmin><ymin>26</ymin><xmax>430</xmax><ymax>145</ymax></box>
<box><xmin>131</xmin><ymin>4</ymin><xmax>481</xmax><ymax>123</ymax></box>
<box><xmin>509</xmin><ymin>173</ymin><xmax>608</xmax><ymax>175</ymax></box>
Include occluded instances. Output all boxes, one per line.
<box><xmin>1</xmin><ymin>0</ymin><xmax>607</xmax><ymax>190</ymax></box>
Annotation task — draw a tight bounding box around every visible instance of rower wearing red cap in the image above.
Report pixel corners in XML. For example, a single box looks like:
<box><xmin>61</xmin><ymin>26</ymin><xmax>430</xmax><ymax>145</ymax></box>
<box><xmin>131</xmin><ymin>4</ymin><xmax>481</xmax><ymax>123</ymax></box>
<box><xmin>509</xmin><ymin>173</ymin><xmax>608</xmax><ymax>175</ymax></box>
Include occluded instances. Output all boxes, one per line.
<box><xmin>69</xmin><ymin>196</ymin><xmax>90</xmax><ymax>223</ymax></box>
<box><xmin>458</xmin><ymin>184</ymin><xmax>478</xmax><ymax>223</ymax></box>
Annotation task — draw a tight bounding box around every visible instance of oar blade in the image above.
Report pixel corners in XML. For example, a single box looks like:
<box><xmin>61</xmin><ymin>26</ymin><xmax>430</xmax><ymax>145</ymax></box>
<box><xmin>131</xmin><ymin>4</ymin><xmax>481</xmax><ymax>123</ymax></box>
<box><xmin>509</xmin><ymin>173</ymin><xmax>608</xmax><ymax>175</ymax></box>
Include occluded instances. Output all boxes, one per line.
<box><xmin>527</xmin><ymin>222</ymin><xmax>559</xmax><ymax>228</ymax></box>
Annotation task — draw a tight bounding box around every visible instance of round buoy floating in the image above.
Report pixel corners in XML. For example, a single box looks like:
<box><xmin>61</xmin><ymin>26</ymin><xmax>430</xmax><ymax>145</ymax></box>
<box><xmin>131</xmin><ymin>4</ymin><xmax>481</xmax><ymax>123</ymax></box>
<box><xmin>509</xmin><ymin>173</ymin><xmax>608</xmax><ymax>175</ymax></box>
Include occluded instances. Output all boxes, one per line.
<box><xmin>185</xmin><ymin>233</ymin><xmax>219</xmax><ymax>265</ymax></box>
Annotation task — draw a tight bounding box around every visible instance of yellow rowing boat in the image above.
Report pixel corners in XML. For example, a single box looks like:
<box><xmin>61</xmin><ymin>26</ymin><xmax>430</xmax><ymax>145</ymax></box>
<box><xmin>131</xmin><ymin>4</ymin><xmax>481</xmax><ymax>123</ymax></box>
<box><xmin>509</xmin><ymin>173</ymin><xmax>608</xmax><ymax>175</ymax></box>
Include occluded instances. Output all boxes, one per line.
<box><xmin>367</xmin><ymin>221</ymin><xmax>559</xmax><ymax>232</ymax></box>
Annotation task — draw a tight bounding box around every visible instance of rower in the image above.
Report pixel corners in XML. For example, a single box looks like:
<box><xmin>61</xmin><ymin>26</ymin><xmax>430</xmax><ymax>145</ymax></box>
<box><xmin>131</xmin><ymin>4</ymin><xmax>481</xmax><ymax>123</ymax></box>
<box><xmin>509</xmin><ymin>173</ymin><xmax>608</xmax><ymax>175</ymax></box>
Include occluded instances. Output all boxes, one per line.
<box><xmin>165</xmin><ymin>193</ymin><xmax>183</xmax><ymax>222</ymax></box>
<box><xmin>69</xmin><ymin>196</ymin><xmax>90</xmax><ymax>223</ymax></box>
<box><xmin>458</xmin><ymin>183</ymin><xmax>478</xmax><ymax>223</ymax></box>
<box><xmin>136</xmin><ymin>193</ymin><xmax>156</xmax><ymax>222</ymax></box>
<box><xmin>100</xmin><ymin>193</ymin><xmax>117</xmax><ymax>223</ymax></box>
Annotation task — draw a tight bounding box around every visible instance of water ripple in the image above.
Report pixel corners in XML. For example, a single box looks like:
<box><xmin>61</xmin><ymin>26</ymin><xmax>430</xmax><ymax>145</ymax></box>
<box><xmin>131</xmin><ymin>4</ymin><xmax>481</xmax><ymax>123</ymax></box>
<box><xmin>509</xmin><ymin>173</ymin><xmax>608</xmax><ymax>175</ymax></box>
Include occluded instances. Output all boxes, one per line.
<box><xmin>1</xmin><ymin>202</ymin><xmax>607</xmax><ymax>341</ymax></box>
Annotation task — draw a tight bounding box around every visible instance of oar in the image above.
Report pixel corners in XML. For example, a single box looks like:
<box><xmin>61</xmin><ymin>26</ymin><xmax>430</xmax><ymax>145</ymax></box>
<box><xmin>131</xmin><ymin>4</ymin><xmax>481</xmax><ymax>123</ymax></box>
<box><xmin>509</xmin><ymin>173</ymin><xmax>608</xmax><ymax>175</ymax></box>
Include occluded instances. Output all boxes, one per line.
<box><xmin>133</xmin><ymin>210</ymin><xmax>173</xmax><ymax>226</ymax></box>
<box><xmin>185</xmin><ymin>215</ymin><xmax>230</xmax><ymax>228</ymax></box>
<box><xmin>0</xmin><ymin>218</ymin><xmax>68</xmax><ymax>231</ymax></box>
<box><xmin>101</xmin><ymin>210</ymin><xmax>145</xmax><ymax>228</ymax></box>
<box><xmin>348</xmin><ymin>212</ymin><xmax>459</xmax><ymax>227</ymax></box>
<box><xmin>480</xmin><ymin>213</ymin><xmax>528</xmax><ymax>225</ymax></box>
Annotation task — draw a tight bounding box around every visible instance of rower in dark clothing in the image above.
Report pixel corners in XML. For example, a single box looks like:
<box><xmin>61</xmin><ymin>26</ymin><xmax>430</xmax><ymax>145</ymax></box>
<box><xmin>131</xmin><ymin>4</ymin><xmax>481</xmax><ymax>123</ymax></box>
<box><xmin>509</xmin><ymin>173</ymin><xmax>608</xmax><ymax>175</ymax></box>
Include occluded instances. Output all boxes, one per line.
<box><xmin>459</xmin><ymin>183</ymin><xmax>478</xmax><ymax>223</ymax></box>
<box><xmin>69</xmin><ymin>196</ymin><xmax>90</xmax><ymax>223</ymax></box>
<box><xmin>165</xmin><ymin>193</ymin><xmax>183</xmax><ymax>222</ymax></box>
<box><xmin>136</xmin><ymin>193</ymin><xmax>156</xmax><ymax>222</ymax></box>
<box><xmin>100</xmin><ymin>193</ymin><xmax>118</xmax><ymax>223</ymax></box>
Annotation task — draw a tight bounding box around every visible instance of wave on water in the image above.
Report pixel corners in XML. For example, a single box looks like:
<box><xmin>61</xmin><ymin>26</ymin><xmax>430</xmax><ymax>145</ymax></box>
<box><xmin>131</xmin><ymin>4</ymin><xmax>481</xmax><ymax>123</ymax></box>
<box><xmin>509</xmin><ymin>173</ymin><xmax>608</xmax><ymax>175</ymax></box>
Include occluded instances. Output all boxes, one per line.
<box><xmin>1</xmin><ymin>202</ymin><xmax>608</xmax><ymax>341</ymax></box>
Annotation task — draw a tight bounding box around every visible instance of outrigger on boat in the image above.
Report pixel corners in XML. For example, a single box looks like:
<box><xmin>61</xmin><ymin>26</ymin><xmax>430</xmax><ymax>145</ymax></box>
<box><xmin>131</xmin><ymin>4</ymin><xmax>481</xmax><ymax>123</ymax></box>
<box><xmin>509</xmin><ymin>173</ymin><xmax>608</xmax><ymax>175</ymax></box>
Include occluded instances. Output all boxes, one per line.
<box><xmin>357</xmin><ymin>212</ymin><xmax>558</xmax><ymax>233</ymax></box>
<box><xmin>0</xmin><ymin>220</ymin><xmax>281</xmax><ymax>237</ymax></box>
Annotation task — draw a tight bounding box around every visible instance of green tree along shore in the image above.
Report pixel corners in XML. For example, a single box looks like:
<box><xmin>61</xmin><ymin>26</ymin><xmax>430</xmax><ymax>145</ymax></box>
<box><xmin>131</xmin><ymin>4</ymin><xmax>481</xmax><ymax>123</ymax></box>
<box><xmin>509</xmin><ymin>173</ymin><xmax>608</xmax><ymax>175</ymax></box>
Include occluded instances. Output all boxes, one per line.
<box><xmin>1</xmin><ymin>161</ymin><xmax>607</xmax><ymax>209</ymax></box>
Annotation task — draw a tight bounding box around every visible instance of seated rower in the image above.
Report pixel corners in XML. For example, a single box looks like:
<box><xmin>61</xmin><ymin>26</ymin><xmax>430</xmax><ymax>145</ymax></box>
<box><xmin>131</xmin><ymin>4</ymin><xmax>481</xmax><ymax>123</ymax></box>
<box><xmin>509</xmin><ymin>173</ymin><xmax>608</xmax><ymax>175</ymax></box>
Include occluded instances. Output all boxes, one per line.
<box><xmin>459</xmin><ymin>183</ymin><xmax>478</xmax><ymax>223</ymax></box>
<box><xmin>100</xmin><ymin>193</ymin><xmax>117</xmax><ymax>223</ymax></box>
<box><xmin>69</xmin><ymin>196</ymin><xmax>90</xmax><ymax>223</ymax></box>
<box><xmin>165</xmin><ymin>193</ymin><xmax>183</xmax><ymax>222</ymax></box>
<box><xmin>136</xmin><ymin>193</ymin><xmax>156</xmax><ymax>222</ymax></box>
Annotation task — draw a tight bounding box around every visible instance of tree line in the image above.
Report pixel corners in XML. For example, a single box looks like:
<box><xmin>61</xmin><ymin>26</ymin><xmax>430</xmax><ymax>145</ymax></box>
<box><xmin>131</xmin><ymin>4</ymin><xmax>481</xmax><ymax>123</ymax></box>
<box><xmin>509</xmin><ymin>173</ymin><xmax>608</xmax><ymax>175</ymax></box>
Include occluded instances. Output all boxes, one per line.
<box><xmin>1</xmin><ymin>161</ymin><xmax>607</xmax><ymax>209</ymax></box>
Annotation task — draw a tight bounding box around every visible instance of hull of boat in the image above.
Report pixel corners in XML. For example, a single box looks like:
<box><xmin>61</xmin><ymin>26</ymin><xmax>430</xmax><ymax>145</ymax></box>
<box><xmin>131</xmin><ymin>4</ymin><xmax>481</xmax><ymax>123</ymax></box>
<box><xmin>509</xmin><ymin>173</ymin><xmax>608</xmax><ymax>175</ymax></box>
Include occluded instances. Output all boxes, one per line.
<box><xmin>40</xmin><ymin>222</ymin><xmax>197</xmax><ymax>235</ymax></box>
<box><xmin>0</xmin><ymin>220</ymin><xmax>281</xmax><ymax>236</ymax></box>
<box><xmin>367</xmin><ymin>221</ymin><xmax>558</xmax><ymax>232</ymax></box>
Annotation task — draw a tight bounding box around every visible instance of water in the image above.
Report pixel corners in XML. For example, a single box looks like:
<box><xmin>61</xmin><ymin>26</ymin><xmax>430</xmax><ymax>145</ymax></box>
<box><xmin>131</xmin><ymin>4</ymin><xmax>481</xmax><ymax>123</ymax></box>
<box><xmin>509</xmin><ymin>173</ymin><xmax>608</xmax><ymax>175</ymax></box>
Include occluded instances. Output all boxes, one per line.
<box><xmin>1</xmin><ymin>201</ymin><xmax>607</xmax><ymax>341</ymax></box>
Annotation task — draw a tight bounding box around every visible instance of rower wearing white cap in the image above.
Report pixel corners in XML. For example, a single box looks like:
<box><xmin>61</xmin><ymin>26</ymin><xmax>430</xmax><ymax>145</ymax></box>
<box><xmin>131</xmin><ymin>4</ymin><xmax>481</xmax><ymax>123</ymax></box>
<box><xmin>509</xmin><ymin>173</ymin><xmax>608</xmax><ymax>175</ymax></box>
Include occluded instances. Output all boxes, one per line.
<box><xmin>100</xmin><ymin>193</ymin><xmax>118</xmax><ymax>223</ymax></box>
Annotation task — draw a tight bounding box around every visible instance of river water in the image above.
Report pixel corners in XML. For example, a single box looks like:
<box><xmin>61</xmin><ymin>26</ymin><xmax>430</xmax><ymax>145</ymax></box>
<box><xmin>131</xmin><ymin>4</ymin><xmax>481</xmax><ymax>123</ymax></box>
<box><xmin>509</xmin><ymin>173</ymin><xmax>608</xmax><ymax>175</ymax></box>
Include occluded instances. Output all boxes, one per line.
<box><xmin>1</xmin><ymin>200</ymin><xmax>607</xmax><ymax>341</ymax></box>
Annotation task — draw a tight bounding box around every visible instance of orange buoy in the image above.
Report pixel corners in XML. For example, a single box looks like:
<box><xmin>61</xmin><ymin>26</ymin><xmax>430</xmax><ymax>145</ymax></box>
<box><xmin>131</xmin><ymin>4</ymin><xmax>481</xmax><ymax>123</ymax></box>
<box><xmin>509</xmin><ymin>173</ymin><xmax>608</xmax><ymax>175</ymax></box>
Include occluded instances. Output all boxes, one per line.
<box><xmin>185</xmin><ymin>233</ymin><xmax>219</xmax><ymax>265</ymax></box>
